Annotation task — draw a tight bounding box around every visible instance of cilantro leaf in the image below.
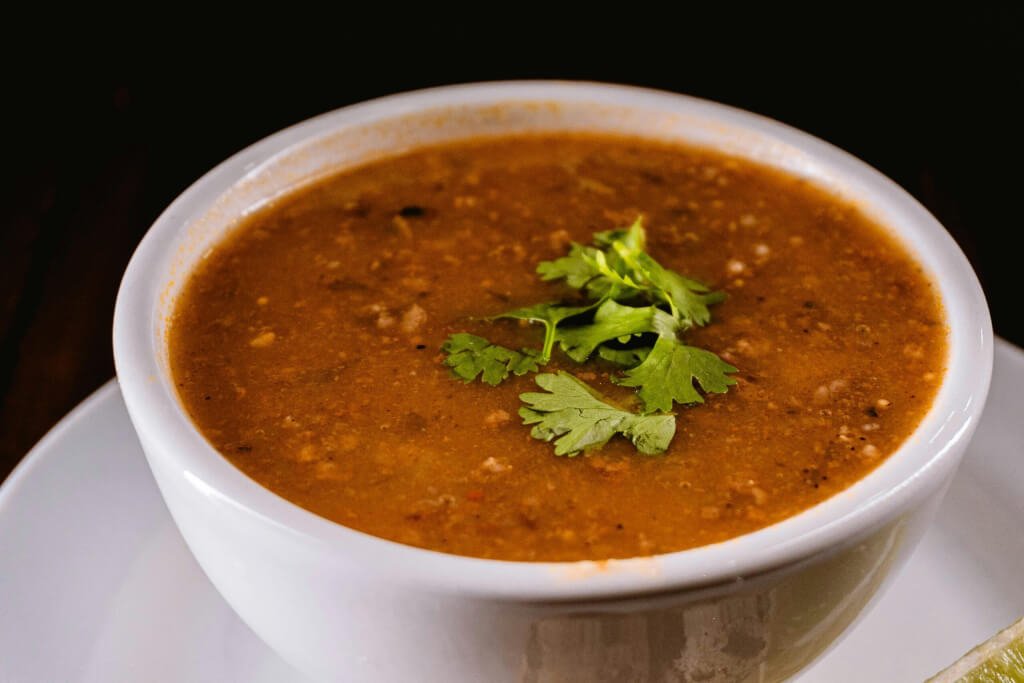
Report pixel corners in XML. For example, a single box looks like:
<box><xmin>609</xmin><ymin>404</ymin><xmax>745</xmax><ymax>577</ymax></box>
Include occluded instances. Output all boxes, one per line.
<box><xmin>556</xmin><ymin>300</ymin><xmax>677</xmax><ymax>363</ymax></box>
<box><xmin>536</xmin><ymin>220</ymin><xmax>648</xmax><ymax>301</ymax></box>
<box><xmin>632</xmin><ymin>253</ymin><xmax>725</xmax><ymax>327</ymax></box>
<box><xmin>593</xmin><ymin>219</ymin><xmax>645</xmax><ymax>251</ymax></box>
<box><xmin>444</xmin><ymin>217</ymin><xmax>737</xmax><ymax>458</ymax></box>
<box><xmin>613</xmin><ymin>336</ymin><xmax>738</xmax><ymax>413</ymax></box>
<box><xmin>537</xmin><ymin>218</ymin><xmax>725</xmax><ymax>329</ymax></box>
<box><xmin>493</xmin><ymin>302</ymin><xmax>596</xmax><ymax>363</ymax></box>
<box><xmin>536</xmin><ymin>243</ymin><xmax>603</xmax><ymax>290</ymax></box>
<box><xmin>442</xmin><ymin>333</ymin><xmax>541</xmax><ymax>386</ymax></box>
<box><xmin>597</xmin><ymin>345</ymin><xmax>652</xmax><ymax>366</ymax></box>
<box><xmin>577</xmin><ymin>248</ymin><xmax>648</xmax><ymax>302</ymax></box>
<box><xmin>519</xmin><ymin>372</ymin><xmax>676</xmax><ymax>456</ymax></box>
<box><xmin>594</xmin><ymin>218</ymin><xmax>648</xmax><ymax>281</ymax></box>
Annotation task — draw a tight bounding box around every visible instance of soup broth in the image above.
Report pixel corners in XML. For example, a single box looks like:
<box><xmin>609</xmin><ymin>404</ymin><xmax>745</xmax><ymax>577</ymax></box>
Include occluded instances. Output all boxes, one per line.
<box><xmin>169</xmin><ymin>134</ymin><xmax>945</xmax><ymax>561</ymax></box>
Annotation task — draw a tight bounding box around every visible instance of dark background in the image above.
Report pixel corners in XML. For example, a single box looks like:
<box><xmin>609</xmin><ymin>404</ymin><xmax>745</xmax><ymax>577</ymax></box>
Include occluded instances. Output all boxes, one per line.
<box><xmin>2</xmin><ymin>14</ymin><xmax>1022</xmax><ymax>480</ymax></box>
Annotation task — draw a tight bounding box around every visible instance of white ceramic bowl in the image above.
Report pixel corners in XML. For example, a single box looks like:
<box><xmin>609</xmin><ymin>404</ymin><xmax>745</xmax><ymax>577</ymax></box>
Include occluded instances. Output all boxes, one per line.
<box><xmin>113</xmin><ymin>82</ymin><xmax>993</xmax><ymax>682</ymax></box>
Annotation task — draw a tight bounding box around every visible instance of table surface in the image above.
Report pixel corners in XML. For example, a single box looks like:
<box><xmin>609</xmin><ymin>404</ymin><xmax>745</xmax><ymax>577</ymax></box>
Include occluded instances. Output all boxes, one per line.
<box><xmin>2</xmin><ymin>18</ymin><xmax>1021</xmax><ymax>481</ymax></box>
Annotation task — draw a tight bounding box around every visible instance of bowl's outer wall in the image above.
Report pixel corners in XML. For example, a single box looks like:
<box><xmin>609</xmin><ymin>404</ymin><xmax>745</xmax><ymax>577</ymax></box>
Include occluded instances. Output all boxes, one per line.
<box><xmin>113</xmin><ymin>83</ymin><xmax>993</xmax><ymax>682</ymax></box>
<box><xmin>142</xmin><ymin>421</ymin><xmax>955</xmax><ymax>682</ymax></box>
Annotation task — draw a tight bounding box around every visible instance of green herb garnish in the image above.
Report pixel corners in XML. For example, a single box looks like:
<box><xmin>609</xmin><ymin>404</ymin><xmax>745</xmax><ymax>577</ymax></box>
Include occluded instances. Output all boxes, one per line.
<box><xmin>441</xmin><ymin>333</ymin><xmax>541</xmax><ymax>386</ymax></box>
<box><xmin>441</xmin><ymin>217</ymin><xmax>737</xmax><ymax>456</ymax></box>
<box><xmin>492</xmin><ymin>302</ymin><xmax>596</xmax><ymax>363</ymax></box>
<box><xmin>597</xmin><ymin>345</ymin><xmax>652</xmax><ymax>367</ymax></box>
<box><xmin>538</xmin><ymin>218</ymin><xmax>724</xmax><ymax>326</ymax></box>
<box><xmin>614</xmin><ymin>336</ymin><xmax>736</xmax><ymax>414</ymax></box>
<box><xmin>520</xmin><ymin>372</ymin><xmax>676</xmax><ymax>456</ymax></box>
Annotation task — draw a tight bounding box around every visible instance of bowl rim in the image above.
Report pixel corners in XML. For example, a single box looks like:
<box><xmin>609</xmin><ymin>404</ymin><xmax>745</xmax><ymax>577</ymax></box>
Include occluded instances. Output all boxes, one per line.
<box><xmin>113</xmin><ymin>80</ymin><xmax>993</xmax><ymax>602</ymax></box>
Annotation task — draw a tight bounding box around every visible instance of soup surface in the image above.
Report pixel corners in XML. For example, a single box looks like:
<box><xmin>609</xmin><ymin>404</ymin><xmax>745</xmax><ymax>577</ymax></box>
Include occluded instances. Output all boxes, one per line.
<box><xmin>170</xmin><ymin>134</ymin><xmax>946</xmax><ymax>561</ymax></box>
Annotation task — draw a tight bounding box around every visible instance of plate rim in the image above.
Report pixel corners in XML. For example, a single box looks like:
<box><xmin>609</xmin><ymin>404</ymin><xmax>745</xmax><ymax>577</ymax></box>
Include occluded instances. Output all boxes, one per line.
<box><xmin>0</xmin><ymin>380</ymin><xmax>120</xmax><ymax>507</ymax></box>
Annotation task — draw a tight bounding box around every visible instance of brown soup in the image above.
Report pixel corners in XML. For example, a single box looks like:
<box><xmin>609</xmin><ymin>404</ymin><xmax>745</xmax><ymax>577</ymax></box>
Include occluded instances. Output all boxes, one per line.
<box><xmin>169</xmin><ymin>134</ymin><xmax>946</xmax><ymax>561</ymax></box>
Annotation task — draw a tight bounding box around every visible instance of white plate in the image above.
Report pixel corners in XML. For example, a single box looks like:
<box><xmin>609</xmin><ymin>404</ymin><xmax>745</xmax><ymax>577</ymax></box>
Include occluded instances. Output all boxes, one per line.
<box><xmin>2</xmin><ymin>340</ymin><xmax>1022</xmax><ymax>683</ymax></box>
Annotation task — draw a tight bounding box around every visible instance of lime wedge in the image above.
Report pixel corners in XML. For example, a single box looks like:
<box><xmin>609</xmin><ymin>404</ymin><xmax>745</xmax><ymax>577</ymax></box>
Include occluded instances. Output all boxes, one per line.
<box><xmin>928</xmin><ymin>616</ymin><xmax>1024</xmax><ymax>682</ymax></box>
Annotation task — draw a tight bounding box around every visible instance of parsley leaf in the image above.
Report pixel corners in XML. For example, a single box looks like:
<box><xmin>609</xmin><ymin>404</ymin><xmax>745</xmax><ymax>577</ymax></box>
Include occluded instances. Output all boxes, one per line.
<box><xmin>519</xmin><ymin>372</ymin><xmax>676</xmax><ymax>456</ymax></box>
<box><xmin>556</xmin><ymin>300</ymin><xmax>677</xmax><ymax>363</ymax></box>
<box><xmin>613</xmin><ymin>336</ymin><xmax>738</xmax><ymax>413</ymax></box>
<box><xmin>442</xmin><ymin>333</ymin><xmax>541</xmax><ymax>386</ymax></box>
<box><xmin>493</xmin><ymin>302</ymin><xmax>595</xmax><ymax>363</ymax></box>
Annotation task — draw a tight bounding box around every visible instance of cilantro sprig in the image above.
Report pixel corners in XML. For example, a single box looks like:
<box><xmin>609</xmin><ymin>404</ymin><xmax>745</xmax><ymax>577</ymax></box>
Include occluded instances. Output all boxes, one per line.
<box><xmin>441</xmin><ymin>217</ymin><xmax>737</xmax><ymax>456</ymax></box>
<box><xmin>520</xmin><ymin>372</ymin><xmax>676</xmax><ymax>456</ymax></box>
<box><xmin>492</xmin><ymin>302</ymin><xmax>595</xmax><ymax>363</ymax></box>
<box><xmin>538</xmin><ymin>219</ymin><xmax>725</xmax><ymax>327</ymax></box>
<box><xmin>442</xmin><ymin>333</ymin><xmax>541</xmax><ymax>386</ymax></box>
<box><xmin>614</xmin><ymin>336</ymin><xmax>736</xmax><ymax>413</ymax></box>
